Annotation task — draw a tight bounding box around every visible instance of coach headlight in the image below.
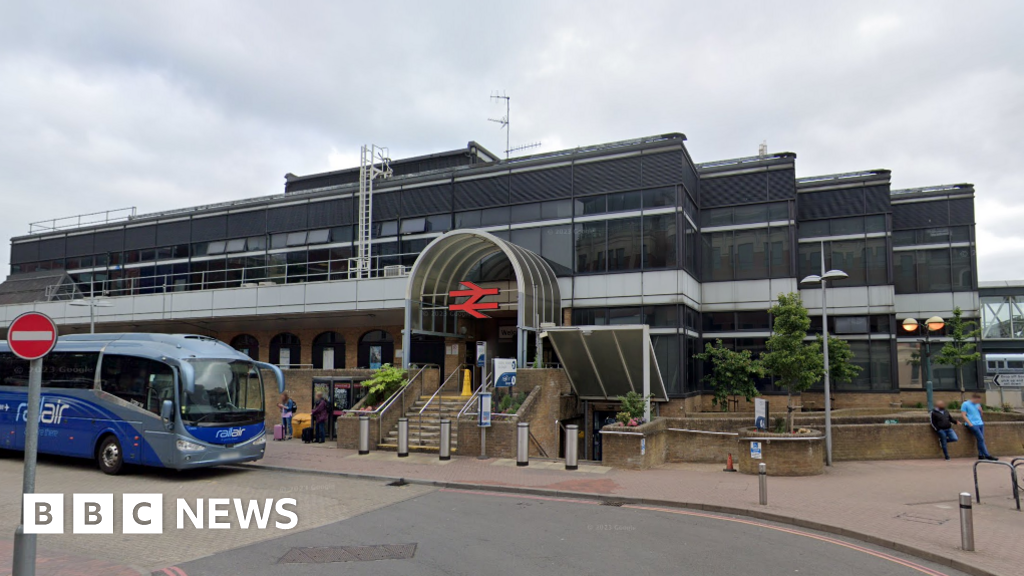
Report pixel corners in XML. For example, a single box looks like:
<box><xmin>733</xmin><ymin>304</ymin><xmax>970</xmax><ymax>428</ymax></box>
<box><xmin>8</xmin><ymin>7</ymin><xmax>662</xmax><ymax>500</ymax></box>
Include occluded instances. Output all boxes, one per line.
<box><xmin>253</xmin><ymin>433</ymin><xmax>266</xmax><ymax>446</ymax></box>
<box><xmin>176</xmin><ymin>439</ymin><xmax>205</xmax><ymax>452</ymax></box>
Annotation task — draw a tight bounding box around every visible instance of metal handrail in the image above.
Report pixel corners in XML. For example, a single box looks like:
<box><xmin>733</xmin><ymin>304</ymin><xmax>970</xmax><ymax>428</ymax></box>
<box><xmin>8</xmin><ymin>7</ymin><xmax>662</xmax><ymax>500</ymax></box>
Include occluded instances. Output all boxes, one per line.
<box><xmin>415</xmin><ymin>364</ymin><xmax>467</xmax><ymax>447</ymax></box>
<box><xmin>377</xmin><ymin>363</ymin><xmax>438</xmax><ymax>442</ymax></box>
<box><xmin>456</xmin><ymin>373</ymin><xmax>492</xmax><ymax>419</ymax></box>
<box><xmin>973</xmin><ymin>460</ymin><xmax>1021</xmax><ymax>511</ymax></box>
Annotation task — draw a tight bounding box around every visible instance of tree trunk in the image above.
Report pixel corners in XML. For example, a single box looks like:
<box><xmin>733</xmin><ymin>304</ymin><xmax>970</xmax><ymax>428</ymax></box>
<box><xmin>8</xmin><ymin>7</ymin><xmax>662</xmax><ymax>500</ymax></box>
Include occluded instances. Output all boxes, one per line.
<box><xmin>957</xmin><ymin>365</ymin><xmax>965</xmax><ymax>403</ymax></box>
<box><xmin>787</xmin><ymin>388</ymin><xmax>795</xmax><ymax>433</ymax></box>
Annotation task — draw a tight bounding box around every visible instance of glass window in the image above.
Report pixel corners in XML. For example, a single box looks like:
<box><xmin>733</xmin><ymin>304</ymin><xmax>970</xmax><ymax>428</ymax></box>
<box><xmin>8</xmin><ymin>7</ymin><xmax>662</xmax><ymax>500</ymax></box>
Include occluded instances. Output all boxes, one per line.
<box><xmin>831</xmin><ymin>240</ymin><xmax>865</xmax><ymax>285</ymax></box>
<box><xmin>575</xmin><ymin>196</ymin><xmax>606</xmax><ymax>216</ymax></box>
<box><xmin>835</xmin><ymin>316</ymin><xmax>869</xmax><ymax>334</ymax></box>
<box><xmin>455</xmin><ymin>210</ymin><xmax>481</xmax><ymax>229</ymax></box>
<box><xmin>400</xmin><ymin>218</ymin><xmax>426</xmax><ymax>234</ymax></box>
<box><xmin>683</xmin><ymin>220</ymin><xmax>697</xmax><ymax>275</ymax></box>
<box><xmin>285</xmin><ymin>232</ymin><xmax>307</xmax><ymax>246</ymax></box>
<box><xmin>541</xmin><ymin>200</ymin><xmax>573</xmax><ymax>220</ymax></box>
<box><xmin>865</xmin><ymin>215</ymin><xmax>886</xmax><ymax>233</ymax></box>
<box><xmin>510</xmin><ymin>228</ymin><xmax>541</xmax><ymax>254</ymax></box>
<box><xmin>379</xmin><ymin>221</ymin><xmax>398</xmax><ymax>237</ymax></box>
<box><xmin>893</xmin><ymin>230</ymin><xmax>915</xmax><ymax>246</ymax></box>
<box><xmin>734</xmin><ymin>228</ymin><xmax>767</xmax><ymax>280</ymax></box>
<box><xmin>920</xmin><ymin>227</ymin><xmax>950</xmax><ymax>244</ymax></box>
<box><xmin>870</xmin><ymin>315</ymin><xmax>892</xmax><ymax>333</ymax></box>
<box><xmin>768</xmin><ymin>202</ymin><xmax>789</xmax><ymax>221</ymax></box>
<box><xmin>510</xmin><ymin>203</ymin><xmax>542</xmax><ymax>223</ymax></box>
<box><xmin>307</xmin><ymin>229</ymin><xmax>330</xmax><ymax>244</ymax></box>
<box><xmin>572</xmin><ymin>308</ymin><xmax>608</xmax><ymax>326</ymax></box>
<box><xmin>400</xmin><ymin>239</ymin><xmax>430</xmax><ymax>267</ymax></box>
<box><xmin>703</xmin><ymin>312</ymin><xmax>735</xmax><ymax>332</ymax></box>
<box><xmin>329</xmin><ymin>226</ymin><xmax>353</xmax><ymax>243</ymax></box>
<box><xmin>206</xmin><ymin>241</ymin><xmax>227</xmax><ymax>255</ymax></box>
<box><xmin>701</xmin><ymin>207</ymin><xmax>731</xmax><ymax>228</ymax></box>
<box><xmin>769</xmin><ymin>227</ymin><xmax>790</xmax><ymax>278</ymax></box>
<box><xmin>831</xmin><ymin>217</ymin><xmax>864</xmax><ymax>236</ymax></box>
<box><xmin>246</xmin><ymin>236</ymin><xmax>267</xmax><ymax>251</ymax></box>
<box><xmin>703</xmin><ymin>231</ymin><xmax>734</xmax><ymax>282</ymax></box>
<box><xmin>608</xmin><ymin>191</ymin><xmax>642</xmax><ymax>212</ymax></box>
<box><xmin>798</xmin><ymin>220</ymin><xmax>829</xmax><ymax>238</ymax></box>
<box><xmin>607</xmin><ymin>218</ymin><xmax>642</xmax><ymax>271</ymax></box>
<box><xmin>950</xmin><ymin>226</ymin><xmax>971</xmax><ymax>243</ymax></box>
<box><xmin>100</xmin><ymin>355</ymin><xmax>175</xmax><ymax>415</ymax></box>
<box><xmin>642</xmin><ymin>187</ymin><xmax>675</xmax><ymax>209</ymax></box>
<box><xmin>0</xmin><ymin>352</ymin><xmax>30</xmax><ymax>386</ymax></box>
<box><xmin>869</xmin><ymin>341</ymin><xmax>893</xmax><ymax>390</ymax></box>
<box><xmin>609</xmin><ymin>307</ymin><xmax>643</xmax><ymax>325</ymax></box>
<box><xmin>541</xmin><ymin>225</ymin><xmax>573</xmax><ymax>276</ymax></box>
<box><xmin>226</xmin><ymin>238</ymin><xmax>247</xmax><ymax>253</ymax></box>
<box><xmin>644</xmin><ymin>305</ymin><xmax>678</xmax><ymax>327</ymax></box>
<box><xmin>642</xmin><ymin>213</ymin><xmax>677</xmax><ymax>270</ymax></box>
<box><xmin>425</xmin><ymin>214</ymin><xmax>451</xmax><ymax>232</ymax></box>
<box><xmin>42</xmin><ymin>352</ymin><xmax>98</xmax><ymax>389</ymax></box>
<box><xmin>653</xmin><ymin>334</ymin><xmax>681</xmax><ymax>396</ymax></box>
<box><xmin>733</xmin><ymin>204</ymin><xmax>768</xmax><ymax>225</ymax></box>
<box><xmin>918</xmin><ymin>249</ymin><xmax>950</xmax><ymax>292</ymax></box>
<box><xmin>575</xmin><ymin>221</ymin><xmax>606</xmax><ymax>273</ymax></box>
<box><xmin>894</xmin><ymin>252</ymin><xmax>916</xmax><ymax>293</ymax></box>
<box><xmin>736</xmin><ymin>311</ymin><xmax>770</xmax><ymax>331</ymax></box>
<box><xmin>951</xmin><ymin>247</ymin><xmax>973</xmax><ymax>291</ymax></box>
<box><xmin>480</xmin><ymin>207</ymin><xmax>509</xmax><ymax>226</ymax></box>
<box><xmin>865</xmin><ymin>237</ymin><xmax>887</xmax><ymax>285</ymax></box>
<box><xmin>285</xmin><ymin>250</ymin><xmax>307</xmax><ymax>264</ymax></box>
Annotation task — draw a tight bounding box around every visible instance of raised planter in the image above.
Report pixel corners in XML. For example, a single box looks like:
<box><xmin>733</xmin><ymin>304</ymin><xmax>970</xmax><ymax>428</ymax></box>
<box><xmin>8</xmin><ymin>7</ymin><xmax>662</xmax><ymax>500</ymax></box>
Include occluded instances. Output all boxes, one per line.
<box><xmin>736</xmin><ymin>427</ymin><xmax>824</xmax><ymax>476</ymax></box>
<box><xmin>600</xmin><ymin>418</ymin><xmax>668</xmax><ymax>470</ymax></box>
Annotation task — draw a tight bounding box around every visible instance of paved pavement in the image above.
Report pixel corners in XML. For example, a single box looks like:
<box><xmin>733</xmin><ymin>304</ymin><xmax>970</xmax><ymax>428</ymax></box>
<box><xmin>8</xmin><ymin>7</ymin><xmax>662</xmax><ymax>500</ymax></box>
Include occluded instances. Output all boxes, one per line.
<box><xmin>178</xmin><ymin>488</ymin><xmax>969</xmax><ymax>576</ymax></box>
<box><xmin>0</xmin><ymin>452</ymin><xmax>434</xmax><ymax>575</ymax></box>
<box><xmin>250</xmin><ymin>441</ymin><xmax>1024</xmax><ymax>576</ymax></box>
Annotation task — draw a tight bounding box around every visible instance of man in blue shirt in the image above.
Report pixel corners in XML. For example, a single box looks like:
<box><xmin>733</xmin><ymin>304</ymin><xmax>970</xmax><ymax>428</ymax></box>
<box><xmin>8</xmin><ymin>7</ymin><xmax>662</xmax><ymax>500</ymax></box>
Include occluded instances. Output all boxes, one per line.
<box><xmin>961</xmin><ymin>393</ymin><xmax>998</xmax><ymax>461</ymax></box>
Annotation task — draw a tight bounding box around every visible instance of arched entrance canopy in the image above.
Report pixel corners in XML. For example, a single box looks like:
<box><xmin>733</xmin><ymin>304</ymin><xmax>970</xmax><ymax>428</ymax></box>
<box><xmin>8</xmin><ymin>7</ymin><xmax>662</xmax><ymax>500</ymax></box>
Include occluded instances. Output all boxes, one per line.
<box><xmin>403</xmin><ymin>230</ymin><xmax>562</xmax><ymax>367</ymax></box>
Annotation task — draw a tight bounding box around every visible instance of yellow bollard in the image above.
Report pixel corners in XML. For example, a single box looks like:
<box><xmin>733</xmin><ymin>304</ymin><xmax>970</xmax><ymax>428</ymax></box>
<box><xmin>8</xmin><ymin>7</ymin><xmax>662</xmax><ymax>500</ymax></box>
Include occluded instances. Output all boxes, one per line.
<box><xmin>461</xmin><ymin>368</ymin><xmax>473</xmax><ymax>396</ymax></box>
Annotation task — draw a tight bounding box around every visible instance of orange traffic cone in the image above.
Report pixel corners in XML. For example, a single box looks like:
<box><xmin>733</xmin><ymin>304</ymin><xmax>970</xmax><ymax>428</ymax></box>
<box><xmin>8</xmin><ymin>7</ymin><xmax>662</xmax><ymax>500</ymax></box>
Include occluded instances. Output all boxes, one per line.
<box><xmin>723</xmin><ymin>453</ymin><xmax>736</xmax><ymax>472</ymax></box>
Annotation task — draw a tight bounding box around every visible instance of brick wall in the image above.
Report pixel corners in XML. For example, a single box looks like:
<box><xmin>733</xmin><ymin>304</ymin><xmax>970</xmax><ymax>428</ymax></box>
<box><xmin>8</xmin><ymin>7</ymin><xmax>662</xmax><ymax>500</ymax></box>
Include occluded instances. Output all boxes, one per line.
<box><xmin>600</xmin><ymin>419</ymin><xmax>668</xmax><ymax>470</ymax></box>
<box><xmin>831</xmin><ymin>421</ymin><xmax>1024</xmax><ymax>461</ymax></box>
<box><xmin>735</xmin><ymin>429</ymin><xmax>825</xmax><ymax>476</ymax></box>
<box><xmin>334</xmin><ymin>366</ymin><xmax>440</xmax><ymax>450</ymax></box>
<box><xmin>516</xmin><ymin>369</ymin><xmax>573</xmax><ymax>458</ymax></box>
<box><xmin>457</xmin><ymin>415</ymin><xmax>519</xmax><ymax>458</ymax></box>
<box><xmin>260</xmin><ymin>368</ymin><xmax>376</xmax><ymax>429</ymax></box>
<box><xmin>222</xmin><ymin>325</ymin><xmax>404</xmax><ymax>368</ymax></box>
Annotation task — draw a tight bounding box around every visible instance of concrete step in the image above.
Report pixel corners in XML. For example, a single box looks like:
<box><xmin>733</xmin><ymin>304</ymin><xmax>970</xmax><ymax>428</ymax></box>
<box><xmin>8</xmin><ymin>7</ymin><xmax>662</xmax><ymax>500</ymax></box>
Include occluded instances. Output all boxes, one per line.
<box><xmin>376</xmin><ymin>443</ymin><xmax>458</xmax><ymax>454</ymax></box>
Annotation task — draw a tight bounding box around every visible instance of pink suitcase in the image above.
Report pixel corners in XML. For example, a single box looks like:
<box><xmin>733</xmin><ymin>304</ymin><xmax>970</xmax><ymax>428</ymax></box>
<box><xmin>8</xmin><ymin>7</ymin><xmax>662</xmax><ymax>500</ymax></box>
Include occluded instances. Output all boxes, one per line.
<box><xmin>273</xmin><ymin>424</ymin><xmax>285</xmax><ymax>441</ymax></box>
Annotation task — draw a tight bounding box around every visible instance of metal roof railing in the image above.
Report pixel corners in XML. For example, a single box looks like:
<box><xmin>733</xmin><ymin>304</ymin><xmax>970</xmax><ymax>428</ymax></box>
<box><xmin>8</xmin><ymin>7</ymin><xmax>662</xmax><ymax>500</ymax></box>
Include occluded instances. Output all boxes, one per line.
<box><xmin>28</xmin><ymin>207</ymin><xmax>137</xmax><ymax>234</ymax></box>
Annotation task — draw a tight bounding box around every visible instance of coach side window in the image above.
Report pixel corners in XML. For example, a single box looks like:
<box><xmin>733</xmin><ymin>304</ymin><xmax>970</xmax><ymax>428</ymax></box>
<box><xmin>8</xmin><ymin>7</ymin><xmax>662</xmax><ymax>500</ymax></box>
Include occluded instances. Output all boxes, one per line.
<box><xmin>42</xmin><ymin>353</ymin><xmax>99</xmax><ymax>389</ymax></box>
<box><xmin>100</xmin><ymin>355</ymin><xmax>175</xmax><ymax>415</ymax></box>
<box><xmin>0</xmin><ymin>353</ymin><xmax>30</xmax><ymax>387</ymax></box>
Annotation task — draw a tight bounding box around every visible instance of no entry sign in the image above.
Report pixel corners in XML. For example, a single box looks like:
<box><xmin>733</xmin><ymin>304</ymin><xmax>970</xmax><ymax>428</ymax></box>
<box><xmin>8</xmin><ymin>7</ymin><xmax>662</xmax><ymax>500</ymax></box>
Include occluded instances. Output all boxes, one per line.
<box><xmin>7</xmin><ymin>312</ymin><xmax>58</xmax><ymax>360</ymax></box>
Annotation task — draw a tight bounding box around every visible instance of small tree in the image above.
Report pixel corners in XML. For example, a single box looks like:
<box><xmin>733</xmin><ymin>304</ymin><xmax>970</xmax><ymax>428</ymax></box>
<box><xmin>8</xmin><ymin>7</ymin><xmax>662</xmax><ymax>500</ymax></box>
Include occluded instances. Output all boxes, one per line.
<box><xmin>761</xmin><ymin>293</ymin><xmax>823</xmax><ymax>432</ymax></box>
<box><xmin>935</xmin><ymin>307</ymin><xmax>981</xmax><ymax>402</ymax></box>
<box><xmin>695</xmin><ymin>339</ymin><xmax>763</xmax><ymax>411</ymax></box>
<box><xmin>818</xmin><ymin>334</ymin><xmax>862</xmax><ymax>387</ymax></box>
<box><xmin>615</xmin><ymin>390</ymin><xmax>650</xmax><ymax>425</ymax></box>
<box><xmin>362</xmin><ymin>364</ymin><xmax>407</xmax><ymax>406</ymax></box>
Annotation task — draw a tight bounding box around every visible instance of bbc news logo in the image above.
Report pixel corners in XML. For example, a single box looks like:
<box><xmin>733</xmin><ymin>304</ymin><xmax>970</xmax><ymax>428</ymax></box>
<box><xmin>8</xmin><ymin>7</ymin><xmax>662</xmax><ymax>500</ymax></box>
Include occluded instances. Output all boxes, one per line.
<box><xmin>23</xmin><ymin>494</ymin><xmax>298</xmax><ymax>534</ymax></box>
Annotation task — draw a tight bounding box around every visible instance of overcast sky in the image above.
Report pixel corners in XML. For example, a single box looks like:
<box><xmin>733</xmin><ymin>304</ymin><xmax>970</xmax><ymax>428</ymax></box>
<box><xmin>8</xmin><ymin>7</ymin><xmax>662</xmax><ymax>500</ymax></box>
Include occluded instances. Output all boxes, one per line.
<box><xmin>1</xmin><ymin>1</ymin><xmax>1022</xmax><ymax>280</ymax></box>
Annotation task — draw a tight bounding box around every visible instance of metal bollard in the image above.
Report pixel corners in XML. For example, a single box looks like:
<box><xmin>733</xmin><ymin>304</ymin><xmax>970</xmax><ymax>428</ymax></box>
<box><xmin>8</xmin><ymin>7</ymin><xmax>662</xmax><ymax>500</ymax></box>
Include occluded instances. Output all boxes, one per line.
<box><xmin>758</xmin><ymin>463</ymin><xmax>768</xmax><ymax>505</ymax></box>
<box><xmin>565</xmin><ymin>424</ymin><xmax>579</xmax><ymax>471</ymax></box>
<box><xmin>517</xmin><ymin>422</ymin><xmax>530</xmax><ymax>467</ymax></box>
<box><xmin>960</xmin><ymin>492</ymin><xmax>975</xmax><ymax>552</ymax></box>
<box><xmin>397</xmin><ymin>417</ymin><xmax>409</xmax><ymax>457</ymax></box>
<box><xmin>358</xmin><ymin>415</ymin><xmax>370</xmax><ymax>455</ymax></box>
<box><xmin>439</xmin><ymin>419</ymin><xmax>451</xmax><ymax>461</ymax></box>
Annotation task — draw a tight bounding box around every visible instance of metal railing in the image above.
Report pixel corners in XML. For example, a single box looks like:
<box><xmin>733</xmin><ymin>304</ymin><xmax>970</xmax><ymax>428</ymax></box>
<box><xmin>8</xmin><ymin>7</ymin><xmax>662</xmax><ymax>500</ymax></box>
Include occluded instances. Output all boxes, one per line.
<box><xmin>29</xmin><ymin>207</ymin><xmax>137</xmax><ymax>234</ymax></box>
<box><xmin>456</xmin><ymin>372</ymin><xmax>493</xmax><ymax>419</ymax></box>
<box><xmin>415</xmin><ymin>364</ymin><xmax>467</xmax><ymax>447</ymax></box>
<box><xmin>375</xmin><ymin>364</ymin><xmax>438</xmax><ymax>442</ymax></box>
<box><xmin>973</xmin><ymin>460</ymin><xmax>1020</xmax><ymax>511</ymax></box>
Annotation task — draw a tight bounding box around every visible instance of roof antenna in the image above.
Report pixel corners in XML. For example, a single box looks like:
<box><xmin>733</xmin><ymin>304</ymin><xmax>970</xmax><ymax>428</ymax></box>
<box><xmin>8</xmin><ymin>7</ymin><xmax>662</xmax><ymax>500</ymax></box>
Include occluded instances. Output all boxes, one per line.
<box><xmin>758</xmin><ymin>140</ymin><xmax>768</xmax><ymax>159</ymax></box>
<box><xmin>489</xmin><ymin>91</ymin><xmax>540</xmax><ymax>159</ymax></box>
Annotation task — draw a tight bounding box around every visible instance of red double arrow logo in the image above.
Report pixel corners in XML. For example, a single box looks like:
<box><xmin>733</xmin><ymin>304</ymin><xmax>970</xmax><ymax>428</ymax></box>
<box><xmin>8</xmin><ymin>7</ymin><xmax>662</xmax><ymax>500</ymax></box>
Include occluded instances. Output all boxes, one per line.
<box><xmin>448</xmin><ymin>281</ymin><xmax>500</xmax><ymax>319</ymax></box>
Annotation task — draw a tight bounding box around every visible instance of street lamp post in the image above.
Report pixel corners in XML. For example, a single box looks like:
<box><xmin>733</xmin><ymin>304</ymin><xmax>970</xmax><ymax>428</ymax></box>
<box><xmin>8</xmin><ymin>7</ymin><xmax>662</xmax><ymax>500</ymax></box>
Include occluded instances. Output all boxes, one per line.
<box><xmin>901</xmin><ymin>316</ymin><xmax>946</xmax><ymax>410</ymax></box>
<box><xmin>800</xmin><ymin>248</ymin><xmax>848</xmax><ymax>467</ymax></box>
<box><xmin>68</xmin><ymin>291</ymin><xmax>113</xmax><ymax>334</ymax></box>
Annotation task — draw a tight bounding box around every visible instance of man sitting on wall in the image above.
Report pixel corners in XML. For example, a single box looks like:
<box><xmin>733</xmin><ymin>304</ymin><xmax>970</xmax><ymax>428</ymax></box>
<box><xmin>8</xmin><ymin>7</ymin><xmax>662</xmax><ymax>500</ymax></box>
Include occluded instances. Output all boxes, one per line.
<box><xmin>961</xmin><ymin>393</ymin><xmax>998</xmax><ymax>461</ymax></box>
<box><xmin>929</xmin><ymin>400</ymin><xmax>958</xmax><ymax>460</ymax></box>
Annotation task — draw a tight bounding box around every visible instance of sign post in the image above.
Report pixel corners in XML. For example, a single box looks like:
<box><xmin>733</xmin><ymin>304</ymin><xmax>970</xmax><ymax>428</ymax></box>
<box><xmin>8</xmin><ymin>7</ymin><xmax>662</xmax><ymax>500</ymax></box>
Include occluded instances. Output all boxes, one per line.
<box><xmin>9</xmin><ymin>312</ymin><xmax>59</xmax><ymax>576</ymax></box>
<box><xmin>754</xmin><ymin>398</ymin><xmax>769</xmax><ymax>431</ymax></box>
<box><xmin>477</xmin><ymin>392</ymin><xmax>492</xmax><ymax>460</ymax></box>
<box><xmin>493</xmin><ymin>358</ymin><xmax>517</xmax><ymax>388</ymax></box>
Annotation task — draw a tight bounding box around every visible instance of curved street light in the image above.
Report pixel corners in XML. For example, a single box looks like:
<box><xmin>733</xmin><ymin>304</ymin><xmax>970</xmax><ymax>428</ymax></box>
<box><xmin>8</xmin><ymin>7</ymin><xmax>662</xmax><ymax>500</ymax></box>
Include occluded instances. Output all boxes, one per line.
<box><xmin>901</xmin><ymin>316</ymin><xmax>946</xmax><ymax>410</ymax></box>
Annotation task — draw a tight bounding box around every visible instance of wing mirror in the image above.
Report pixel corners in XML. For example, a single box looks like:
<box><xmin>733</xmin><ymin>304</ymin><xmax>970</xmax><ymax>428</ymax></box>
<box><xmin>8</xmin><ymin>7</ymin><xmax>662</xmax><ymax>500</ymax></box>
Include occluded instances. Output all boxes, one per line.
<box><xmin>160</xmin><ymin>399</ymin><xmax>174</xmax><ymax>422</ymax></box>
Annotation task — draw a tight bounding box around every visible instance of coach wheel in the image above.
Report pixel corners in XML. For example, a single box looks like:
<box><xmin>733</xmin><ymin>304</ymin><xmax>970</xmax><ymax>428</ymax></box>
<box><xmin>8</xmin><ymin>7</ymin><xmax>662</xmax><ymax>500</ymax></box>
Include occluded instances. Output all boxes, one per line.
<box><xmin>97</xmin><ymin>436</ymin><xmax>124</xmax><ymax>475</ymax></box>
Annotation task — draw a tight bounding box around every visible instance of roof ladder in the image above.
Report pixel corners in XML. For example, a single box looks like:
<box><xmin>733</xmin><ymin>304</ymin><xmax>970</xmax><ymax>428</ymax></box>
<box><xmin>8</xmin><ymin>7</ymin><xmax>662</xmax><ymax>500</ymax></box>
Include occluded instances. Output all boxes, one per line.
<box><xmin>350</xmin><ymin>144</ymin><xmax>392</xmax><ymax>278</ymax></box>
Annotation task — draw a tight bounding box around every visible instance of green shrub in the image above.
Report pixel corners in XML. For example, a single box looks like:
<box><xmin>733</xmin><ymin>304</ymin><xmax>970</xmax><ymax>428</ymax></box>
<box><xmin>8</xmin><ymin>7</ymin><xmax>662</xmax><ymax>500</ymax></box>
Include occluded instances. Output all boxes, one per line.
<box><xmin>772</xmin><ymin>416</ymin><xmax>787</xmax><ymax>434</ymax></box>
<box><xmin>948</xmin><ymin>400</ymin><xmax>961</xmax><ymax>411</ymax></box>
<box><xmin>915</xmin><ymin>402</ymin><xmax>924</xmax><ymax>409</ymax></box>
<box><xmin>362</xmin><ymin>364</ymin><xmax>407</xmax><ymax>405</ymax></box>
<box><xmin>496</xmin><ymin>391</ymin><xmax>527</xmax><ymax>414</ymax></box>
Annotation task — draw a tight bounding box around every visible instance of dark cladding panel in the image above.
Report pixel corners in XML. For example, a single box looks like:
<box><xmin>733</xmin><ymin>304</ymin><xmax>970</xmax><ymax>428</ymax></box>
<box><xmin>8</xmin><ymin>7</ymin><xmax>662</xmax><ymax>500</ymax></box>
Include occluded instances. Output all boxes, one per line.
<box><xmin>767</xmin><ymin>169</ymin><xmax>797</xmax><ymax>200</ymax></box>
<box><xmin>864</xmin><ymin>185</ymin><xmax>892</xmax><ymax>214</ymax></box>
<box><xmin>65</xmin><ymin>234</ymin><xmax>95</xmax><ymax>257</ymax></box>
<box><xmin>125</xmin><ymin>225</ymin><xmax>157</xmax><ymax>249</ymax></box>
<box><xmin>892</xmin><ymin>200</ymin><xmax>948</xmax><ymax>230</ymax></box>
<box><xmin>402</xmin><ymin>184</ymin><xmax>452</xmax><ymax>217</ymax></box>
<box><xmin>227</xmin><ymin>211</ymin><xmax>267</xmax><ymax>238</ymax></box>
<box><xmin>948</xmin><ymin>198</ymin><xmax>975</xmax><ymax>225</ymax></box>
<box><xmin>372</xmin><ymin>192</ymin><xmax>402</xmax><ymax>221</ymax></box>
<box><xmin>641</xmin><ymin>152</ymin><xmax>684</xmax><ymax>188</ymax></box>
<box><xmin>454</xmin><ymin>175</ymin><xmax>508</xmax><ymax>210</ymax></box>
<box><xmin>574</xmin><ymin>156</ymin><xmax>641</xmax><ymax>195</ymax></box>
<box><xmin>191</xmin><ymin>215</ymin><xmax>229</xmax><ymax>241</ymax></box>
<box><xmin>798</xmin><ymin>189</ymin><xmax>865</xmax><ymax>220</ymax></box>
<box><xmin>93</xmin><ymin>229</ymin><xmax>124</xmax><ymax>253</ymax></box>
<box><xmin>11</xmin><ymin>241</ymin><xmax>39</xmax><ymax>264</ymax></box>
<box><xmin>266</xmin><ymin>205</ymin><xmax>307</xmax><ymax>233</ymax></box>
<box><xmin>308</xmin><ymin>199</ymin><xmax>353</xmax><ymax>228</ymax></box>
<box><xmin>510</xmin><ymin>167</ymin><xmax>572</xmax><ymax>204</ymax></box>
<box><xmin>701</xmin><ymin>172</ymin><xmax>768</xmax><ymax>207</ymax></box>
<box><xmin>37</xmin><ymin>237</ymin><xmax>66</xmax><ymax>260</ymax></box>
<box><xmin>156</xmin><ymin>221</ymin><xmax>191</xmax><ymax>245</ymax></box>
<box><xmin>680</xmin><ymin>160</ymin><xmax>700</xmax><ymax>204</ymax></box>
